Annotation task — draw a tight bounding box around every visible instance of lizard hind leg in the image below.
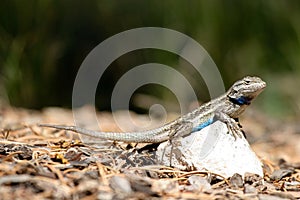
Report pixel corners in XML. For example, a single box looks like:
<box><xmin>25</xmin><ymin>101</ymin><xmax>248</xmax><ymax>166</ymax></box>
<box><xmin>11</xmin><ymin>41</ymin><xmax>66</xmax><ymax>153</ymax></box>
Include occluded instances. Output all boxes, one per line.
<box><xmin>164</xmin><ymin>121</ymin><xmax>194</xmax><ymax>167</ymax></box>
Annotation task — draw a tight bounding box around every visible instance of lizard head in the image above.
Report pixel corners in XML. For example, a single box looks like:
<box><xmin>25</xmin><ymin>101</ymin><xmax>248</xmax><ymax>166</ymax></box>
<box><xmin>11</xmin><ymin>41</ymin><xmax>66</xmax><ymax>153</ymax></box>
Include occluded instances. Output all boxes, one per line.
<box><xmin>227</xmin><ymin>76</ymin><xmax>266</xmax><ymax>105</ymax></box>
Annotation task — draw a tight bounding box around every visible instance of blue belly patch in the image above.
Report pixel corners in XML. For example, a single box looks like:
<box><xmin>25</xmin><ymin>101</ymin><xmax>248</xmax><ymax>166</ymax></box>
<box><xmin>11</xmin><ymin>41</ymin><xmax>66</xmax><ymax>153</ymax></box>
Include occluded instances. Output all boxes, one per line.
<box><xmin>192</xmin><ymin>118</ymin><xmax>214</xmax><ymax>133</ymax></box>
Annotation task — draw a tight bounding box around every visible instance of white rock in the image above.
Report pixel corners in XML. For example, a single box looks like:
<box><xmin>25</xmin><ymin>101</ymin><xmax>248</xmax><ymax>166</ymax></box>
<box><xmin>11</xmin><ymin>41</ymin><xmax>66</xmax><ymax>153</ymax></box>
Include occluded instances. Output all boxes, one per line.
<box><xmin>156</xmin><ymin>121</ymin><xmax>263</xmax><ymax>178</ymax></box>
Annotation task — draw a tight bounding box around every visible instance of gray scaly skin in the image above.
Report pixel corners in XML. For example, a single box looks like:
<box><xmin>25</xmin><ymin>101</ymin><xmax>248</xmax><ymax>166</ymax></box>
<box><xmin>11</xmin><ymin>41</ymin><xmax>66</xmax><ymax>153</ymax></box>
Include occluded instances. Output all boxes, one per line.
<box><xmin>39</xmin><ymin>76</ymin><xmax>266</xmax><ymax>143</ymax></box>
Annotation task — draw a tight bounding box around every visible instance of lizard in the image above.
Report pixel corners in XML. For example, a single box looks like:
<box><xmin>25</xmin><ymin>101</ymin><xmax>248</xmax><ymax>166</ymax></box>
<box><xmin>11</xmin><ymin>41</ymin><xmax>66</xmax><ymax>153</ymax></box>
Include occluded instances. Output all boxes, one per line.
<box><xmin>39</xmin><ymin>76</ymin><xmax>266</xmax><ymax>143</ymax></box>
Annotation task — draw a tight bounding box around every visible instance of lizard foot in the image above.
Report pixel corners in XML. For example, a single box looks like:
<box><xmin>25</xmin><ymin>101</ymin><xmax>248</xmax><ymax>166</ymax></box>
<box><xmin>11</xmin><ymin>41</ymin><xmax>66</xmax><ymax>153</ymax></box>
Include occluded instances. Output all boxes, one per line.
<box><xmin>225</xmin><ymin>118</ymin><xmax>244</xmax><ymax>139</ymax></box>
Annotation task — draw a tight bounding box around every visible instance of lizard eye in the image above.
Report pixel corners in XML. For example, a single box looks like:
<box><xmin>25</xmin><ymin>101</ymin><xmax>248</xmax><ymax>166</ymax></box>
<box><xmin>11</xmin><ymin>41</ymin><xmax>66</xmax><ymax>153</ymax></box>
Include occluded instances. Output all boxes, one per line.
<box><xmin>244</xmin><ymin>80</ymin><xmax>250</xmax><ymax>84</ymax></box>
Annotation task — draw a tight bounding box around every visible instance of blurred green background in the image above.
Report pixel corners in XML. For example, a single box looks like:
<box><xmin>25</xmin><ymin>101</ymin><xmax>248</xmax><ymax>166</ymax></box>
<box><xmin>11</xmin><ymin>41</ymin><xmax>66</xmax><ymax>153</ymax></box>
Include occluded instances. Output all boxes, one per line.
<box><xmin>0</xmin><ymin>1</ymin><xmax>300</xmax><ymax>119</ymax></box>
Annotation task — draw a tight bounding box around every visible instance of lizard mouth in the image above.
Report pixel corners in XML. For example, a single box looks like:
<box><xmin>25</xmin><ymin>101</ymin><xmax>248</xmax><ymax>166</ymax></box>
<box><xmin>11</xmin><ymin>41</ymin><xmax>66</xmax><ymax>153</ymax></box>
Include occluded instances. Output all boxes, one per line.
<box><xmin>247</xmin><ymin>81</ymin><xmax>266</xmax><ymax>95</ymax></box>
<box><xmin>260</xmin><ymin>81</ymin><xmax>267</xmax><ymax>89</ymax></box>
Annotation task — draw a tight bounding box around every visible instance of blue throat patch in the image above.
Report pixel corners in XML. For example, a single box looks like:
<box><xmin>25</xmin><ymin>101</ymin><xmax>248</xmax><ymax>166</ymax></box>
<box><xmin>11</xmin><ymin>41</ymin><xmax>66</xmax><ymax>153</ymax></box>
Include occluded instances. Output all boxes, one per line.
<box><xmin>229</xmin><ymin>96</ymin><xmax>251</xmax><ymax>105</ymax></box>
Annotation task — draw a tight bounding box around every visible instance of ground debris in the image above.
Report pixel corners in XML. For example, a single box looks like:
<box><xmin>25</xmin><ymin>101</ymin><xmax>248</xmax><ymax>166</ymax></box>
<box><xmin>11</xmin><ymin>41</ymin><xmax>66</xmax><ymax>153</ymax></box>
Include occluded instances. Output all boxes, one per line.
<box><xmin>0</xmin><ymin>106</ymin><xmax>299</xmax><ymax>199</ymax></box>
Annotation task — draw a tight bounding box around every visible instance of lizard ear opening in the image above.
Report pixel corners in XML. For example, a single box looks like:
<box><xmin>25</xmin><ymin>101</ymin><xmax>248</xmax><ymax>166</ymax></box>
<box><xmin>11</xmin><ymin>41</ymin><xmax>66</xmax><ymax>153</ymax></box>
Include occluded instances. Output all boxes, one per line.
<box><xmin>228</xmin><ymin>89</ymin><xmax>238</xmax><ymax>99</ymax></box>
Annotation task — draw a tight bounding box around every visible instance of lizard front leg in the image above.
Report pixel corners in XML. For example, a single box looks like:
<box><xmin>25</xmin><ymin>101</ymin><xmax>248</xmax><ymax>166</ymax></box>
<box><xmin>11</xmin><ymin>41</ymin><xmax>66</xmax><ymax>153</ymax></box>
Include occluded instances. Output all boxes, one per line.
<box><xmin>214</xmin><ymin>111</ymin><xmax>243</xmax><ymax>139</ymax></box>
